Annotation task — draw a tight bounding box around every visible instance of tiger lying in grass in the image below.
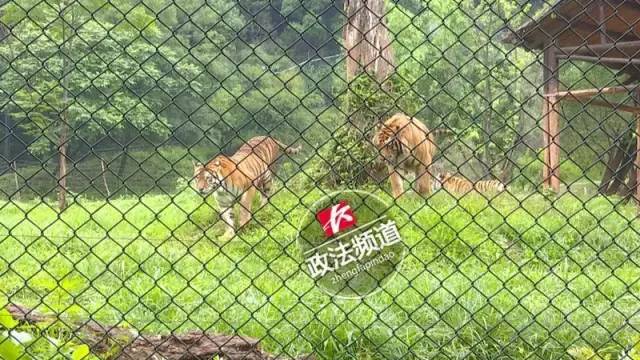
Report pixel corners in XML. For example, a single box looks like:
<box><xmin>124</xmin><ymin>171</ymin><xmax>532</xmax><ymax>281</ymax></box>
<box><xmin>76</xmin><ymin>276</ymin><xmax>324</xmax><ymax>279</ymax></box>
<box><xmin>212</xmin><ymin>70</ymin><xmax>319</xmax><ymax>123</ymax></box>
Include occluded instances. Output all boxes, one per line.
<box><xmin>193</xmin><ymin>136</ymin><xmax>301</xmax><ymax>240</ymax></box>
<box><xmin>433</xmin><ymin>172</ymin><xmax>505</xmax><ymax>194</ymax></box>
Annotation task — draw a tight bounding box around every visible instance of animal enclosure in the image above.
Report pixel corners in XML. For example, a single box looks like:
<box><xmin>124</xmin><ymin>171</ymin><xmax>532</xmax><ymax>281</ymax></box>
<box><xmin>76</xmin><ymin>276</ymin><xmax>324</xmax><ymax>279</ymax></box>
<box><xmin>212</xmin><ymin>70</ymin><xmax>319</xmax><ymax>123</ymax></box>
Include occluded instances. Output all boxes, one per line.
<box><xmin>0</xmin><ymin>0</ymin><xmax>640</xmax><ymax>359</ymax></box>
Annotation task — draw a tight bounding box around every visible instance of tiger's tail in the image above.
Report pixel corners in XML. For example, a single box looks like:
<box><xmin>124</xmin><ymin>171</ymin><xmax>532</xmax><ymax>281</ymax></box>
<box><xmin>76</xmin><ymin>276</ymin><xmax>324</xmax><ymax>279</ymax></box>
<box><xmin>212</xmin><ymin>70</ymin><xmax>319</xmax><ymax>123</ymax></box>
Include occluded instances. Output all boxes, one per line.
<box><xmin>274</xmin><ymin>138</ymin><xmax>302</xmax><ymax>155</ymax></box>
<box><xmin>430</xmin><ymin>127</ymin><xmax>453</xmax><ymax>137</ymax></box>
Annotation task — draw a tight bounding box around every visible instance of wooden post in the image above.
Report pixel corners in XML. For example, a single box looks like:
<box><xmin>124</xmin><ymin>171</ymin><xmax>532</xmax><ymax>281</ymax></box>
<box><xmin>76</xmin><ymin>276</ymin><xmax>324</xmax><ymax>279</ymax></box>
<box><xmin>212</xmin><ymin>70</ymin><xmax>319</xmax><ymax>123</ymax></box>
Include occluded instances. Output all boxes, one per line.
<box><xmin>547</xmin><ymin>48</ymin><xmax>561</xmax><ymax>192</ymax></box>
<box><xmin>557</xmin><ymin>40</ymin><xmax>640</xmax><ymax>54</ymax></box>
<box><xmin>11</xmin><ymin>161</ymin><xmax>20</xmax><ymax>200</ymax></box>
<box><xmin>544</xmin><ymin>84</ymin><xmax>640</xmax><ymax>99</ymax></box>
<box><xmin>101</xmin><ymin>159</ymin><xmax>110</xmax><ymax>197</ymax></box>
<box><xmin>541</xmin><ymin>50</ymin><xmax>551</xmax><ymax>188</ymax></box>
<box><xmin>635</xmin><ymin>114</ymin><xmax>640</xmax><ymax>206</ymax></box>
<box><xmin>542</xmin><ymin>47</ymin><xmax>560</xmax><ymax>191</ymax></box>
<box><xmin>598</xmin><ymin>1</ymin><xmax>607</xmax><ymax>44</ymax></box>
<box><xmin>630</xmin><ymin>89</ymin><xmax>640</xmax><ymax>207</ymax></box>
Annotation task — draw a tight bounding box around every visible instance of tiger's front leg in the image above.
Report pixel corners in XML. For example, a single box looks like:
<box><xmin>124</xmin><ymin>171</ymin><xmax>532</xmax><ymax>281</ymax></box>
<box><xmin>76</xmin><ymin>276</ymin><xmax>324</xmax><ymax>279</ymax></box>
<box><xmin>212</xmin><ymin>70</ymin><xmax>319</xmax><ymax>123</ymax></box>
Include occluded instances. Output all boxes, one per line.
<box><xmin>239</xmin><ymin>187</ymin><xmax>257</xmax><ymax>228</ymax></box>
<box><xmin>415</xmin><ymin>165</ymin><xmax>432</xmax><ymax>196</ymax></box>
<box><xmin>219</xmin><ymin>207</ymin><xmax>235</xmax><ymax>240</ymax></box>
<box><xmin>258</xmin><ymin>173</ymin><xmax>273</xmax><ymax>207</ymax></box>
<box><xmin>388</xmin><ymin>166</ymin><xmax>404</xmax><ymax>199</ymax></box>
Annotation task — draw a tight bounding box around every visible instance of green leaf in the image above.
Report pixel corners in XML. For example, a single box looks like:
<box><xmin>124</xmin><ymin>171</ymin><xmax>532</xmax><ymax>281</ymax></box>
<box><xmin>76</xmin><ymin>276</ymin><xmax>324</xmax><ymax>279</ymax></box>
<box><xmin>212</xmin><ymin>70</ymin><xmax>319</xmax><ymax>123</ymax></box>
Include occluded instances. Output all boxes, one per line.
<box><xmin>568</xmin><ymin>346</ymin><xmax>609</xmax><ymax>360</ymax></box>
<box><xmin>71</xmin><ymin>344</ymin><xmax>91</xmax><ymax>360</ymax></box>
<box><xmin>0</xmin><ymin>309</ymin><xmax>18</xmax><ymax>330</ymax></box>
<box><xmin>0</xmin><ymin>335</ymin><xmax>23</xmax><ymax>360</ymax></box>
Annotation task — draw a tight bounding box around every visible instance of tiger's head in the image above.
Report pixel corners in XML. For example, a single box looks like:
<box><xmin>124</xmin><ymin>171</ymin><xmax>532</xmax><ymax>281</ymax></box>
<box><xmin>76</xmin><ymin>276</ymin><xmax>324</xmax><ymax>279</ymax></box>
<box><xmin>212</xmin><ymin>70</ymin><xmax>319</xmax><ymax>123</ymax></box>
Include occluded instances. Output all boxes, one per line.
<box><xmin>192</xmin><ymin>158</ymin><xmax>228</xmax><ymax>195</ymax></box>
<box><xmin>372</xmin><ymin>122</ymin><xmax>404</xmax><ymax>167</ymax></box>
<box><xmin>372</xmin><ymin>122</ymin><xmax>399</xmax><ymax>149</ymax></box>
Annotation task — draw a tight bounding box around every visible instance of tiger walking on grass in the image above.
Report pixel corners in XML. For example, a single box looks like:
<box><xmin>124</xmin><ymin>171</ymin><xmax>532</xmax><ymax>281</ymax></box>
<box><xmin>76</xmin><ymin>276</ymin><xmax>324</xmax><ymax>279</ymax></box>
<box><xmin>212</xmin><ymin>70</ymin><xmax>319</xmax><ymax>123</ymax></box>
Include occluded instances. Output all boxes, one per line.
<box><xmin>193</xmin><ymin>136</ymin><xmax>301</xmax><ymax>240</ymax></box>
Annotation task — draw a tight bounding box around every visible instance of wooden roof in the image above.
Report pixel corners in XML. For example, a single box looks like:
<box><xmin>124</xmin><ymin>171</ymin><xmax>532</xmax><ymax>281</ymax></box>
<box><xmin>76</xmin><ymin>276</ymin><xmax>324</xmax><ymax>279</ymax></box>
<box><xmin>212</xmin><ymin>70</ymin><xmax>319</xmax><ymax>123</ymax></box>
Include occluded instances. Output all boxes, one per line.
<box><xmin>502</xmin><ymin>0</ymin><xmax>640</xmax><ymax>81</ymax></box>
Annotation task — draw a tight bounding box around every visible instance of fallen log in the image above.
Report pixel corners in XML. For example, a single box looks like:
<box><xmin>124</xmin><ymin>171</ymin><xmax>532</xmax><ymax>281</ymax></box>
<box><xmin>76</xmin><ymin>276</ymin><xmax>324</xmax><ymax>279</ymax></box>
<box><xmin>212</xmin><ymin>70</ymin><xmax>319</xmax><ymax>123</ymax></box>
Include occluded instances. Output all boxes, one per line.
<box><xmin>119</xmin><ymin>332</ymin><xmax>265</xmax><ymax>360</ymax></box>
<box><xmin>5</xmin><ymin>303</ymin><xmax>308</xmax><ymax>360</ymax></box>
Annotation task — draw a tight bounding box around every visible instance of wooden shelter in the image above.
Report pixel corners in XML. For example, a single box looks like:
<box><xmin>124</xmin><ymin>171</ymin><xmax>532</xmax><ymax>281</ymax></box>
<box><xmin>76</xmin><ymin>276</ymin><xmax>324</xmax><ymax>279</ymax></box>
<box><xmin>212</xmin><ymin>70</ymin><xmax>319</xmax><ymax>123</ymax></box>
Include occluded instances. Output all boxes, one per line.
<box><xmin>502</xmin><ymin>0</ymin><xmax>640</xmax><ymax>199</ymax></box>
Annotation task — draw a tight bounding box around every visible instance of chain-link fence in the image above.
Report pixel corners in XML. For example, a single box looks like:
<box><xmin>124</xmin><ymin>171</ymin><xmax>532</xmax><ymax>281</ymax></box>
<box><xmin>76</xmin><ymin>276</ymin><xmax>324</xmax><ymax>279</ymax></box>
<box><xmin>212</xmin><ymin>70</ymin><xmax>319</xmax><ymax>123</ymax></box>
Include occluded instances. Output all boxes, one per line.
<box><xmin>1</xmin><ymin>0</ymin><xmax>640</xmax><ymax>359</ymax></box>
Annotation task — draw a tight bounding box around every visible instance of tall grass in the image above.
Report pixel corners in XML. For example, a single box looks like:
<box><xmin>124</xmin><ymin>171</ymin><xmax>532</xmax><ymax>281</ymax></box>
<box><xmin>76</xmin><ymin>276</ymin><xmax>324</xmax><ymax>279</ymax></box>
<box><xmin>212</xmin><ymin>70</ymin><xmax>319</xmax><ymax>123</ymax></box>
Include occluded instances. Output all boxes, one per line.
<box><xmin>0</xmin><ymin>180</ymin><xmax>639</xmax><ymax>359</ymax></box>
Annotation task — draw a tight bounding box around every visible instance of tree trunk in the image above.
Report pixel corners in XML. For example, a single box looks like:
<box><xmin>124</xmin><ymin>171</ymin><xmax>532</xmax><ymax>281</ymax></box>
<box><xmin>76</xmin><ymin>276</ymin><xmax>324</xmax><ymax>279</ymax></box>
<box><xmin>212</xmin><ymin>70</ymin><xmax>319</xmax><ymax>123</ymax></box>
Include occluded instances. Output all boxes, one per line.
<box><xmin>117</xmin><ymin>152</ymin><xmax>128</xmax><ymax>178</ymax></box>
<box><xmin>599</xmin><ymin>139</ymin><xmax>621</xmax><ymax>194</ymax></box>
<box><xmin>57</xmin><ymin>0</ymin><xmax>72</xmax><ymax>211</ymax></box>
<box><xmin>344</xmin><ymin>0</ymin><xmax>394</xmax><ymax>82</ymax></box>
<box><xmin>482</xmin><ymin>46</ymin><xmax>493</xmax><ymax>177</ymax></box>
<box><xmin>57</xmin><ymin>120</ymin><xmax>69</xmax><ymax>210</ymax></box>
<box><xmin>599</xmin><ymin>130</ymin><xmax>632</xmax><ymax>195</ymax></box>
<box><xmin>606</xmin><ymin>138</ymin><xmax>635</xmax><ymax>195</ymax></box>
<box><xmin>620</xmin><ymin>159</ymin><xmax>637</xmax><ymax>200</ymax></box>
<box><xmin>320</xmin><ymin>0</ymin><xmax>394</xmax><ymax>187</ymax></box>
<box><xmin>499</xmin><ymin>132</ymin><xmax>525</xmax><ymax>184</ymax></box>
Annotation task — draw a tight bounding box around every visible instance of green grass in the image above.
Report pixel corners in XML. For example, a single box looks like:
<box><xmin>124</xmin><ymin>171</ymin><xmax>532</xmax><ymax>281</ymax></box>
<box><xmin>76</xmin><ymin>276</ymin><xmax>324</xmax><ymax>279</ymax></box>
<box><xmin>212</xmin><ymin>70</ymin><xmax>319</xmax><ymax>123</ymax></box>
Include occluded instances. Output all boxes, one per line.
<box><xmin>1</xmin><ymin>178</ymin><xmax>640</xmax><ymax>359</ymax></box>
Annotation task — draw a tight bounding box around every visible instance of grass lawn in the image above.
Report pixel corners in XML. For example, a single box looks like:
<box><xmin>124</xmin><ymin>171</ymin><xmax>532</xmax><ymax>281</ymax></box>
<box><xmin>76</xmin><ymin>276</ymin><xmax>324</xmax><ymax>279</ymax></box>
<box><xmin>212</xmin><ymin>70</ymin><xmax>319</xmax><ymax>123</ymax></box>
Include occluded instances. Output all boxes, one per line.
<box><xmin>1</xmin><ymin>179</ymin><xmax>640</xmax><ymax>359</ymax></box>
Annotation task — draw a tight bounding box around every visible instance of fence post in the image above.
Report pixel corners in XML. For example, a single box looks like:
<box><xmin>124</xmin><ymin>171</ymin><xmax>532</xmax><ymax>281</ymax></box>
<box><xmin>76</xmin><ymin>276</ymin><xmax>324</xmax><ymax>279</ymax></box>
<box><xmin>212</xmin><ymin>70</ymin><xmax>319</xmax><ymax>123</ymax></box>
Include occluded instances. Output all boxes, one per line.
<box><xmin>12</xmin><ymin>161</ymin><xmax>20</xmax><ymax>200</ymax></box>
<box><xmin>101</xmin><ymin>159</ymin><xmax>110</xmax><ymax>197</ymax></box>
<box><xmin>542</xmin><ymin>46</ymin><xmax>561</xmax><ymax>192</ymax></box>
<box><xmin>636</xmin><ymin>107</ymin><xmax>640</xmax><ymax>208</ymax></box>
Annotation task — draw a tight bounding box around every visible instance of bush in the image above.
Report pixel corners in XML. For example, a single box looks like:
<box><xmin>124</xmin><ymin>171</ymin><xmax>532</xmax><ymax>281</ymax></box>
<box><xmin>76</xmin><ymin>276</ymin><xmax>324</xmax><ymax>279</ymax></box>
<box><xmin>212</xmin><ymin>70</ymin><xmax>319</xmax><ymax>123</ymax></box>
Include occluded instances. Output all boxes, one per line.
<box><xmin>309</xmin><ymin>72</ymin><xmax>420</xmax><ymax>187</ymax></box>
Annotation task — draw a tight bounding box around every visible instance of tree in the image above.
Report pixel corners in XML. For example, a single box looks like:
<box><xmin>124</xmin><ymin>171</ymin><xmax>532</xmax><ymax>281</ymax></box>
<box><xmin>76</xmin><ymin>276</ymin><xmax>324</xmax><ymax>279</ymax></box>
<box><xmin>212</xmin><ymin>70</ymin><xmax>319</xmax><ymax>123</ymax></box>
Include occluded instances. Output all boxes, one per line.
<box><xmin>344</xmin><ymin>0</ymin><xmax>394</xmax><ymax>82</ymax></box>
<box><xmin>0</xmin><ymin>0</ymin><xmax>172</xmax><ymax>209</ymax></box>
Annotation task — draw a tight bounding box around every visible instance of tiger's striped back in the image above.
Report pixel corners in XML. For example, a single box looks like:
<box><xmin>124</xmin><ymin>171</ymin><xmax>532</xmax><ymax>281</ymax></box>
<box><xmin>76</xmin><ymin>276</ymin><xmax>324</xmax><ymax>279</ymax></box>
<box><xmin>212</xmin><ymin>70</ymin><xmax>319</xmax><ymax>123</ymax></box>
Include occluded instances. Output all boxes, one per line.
<box><xmin>439</xmin><ymin>173</ymin><xmax>473</xmax><ymax>193</ymax></box>
<box><xmin>474</xmin><ymin>179</ymin><xmax>505</xmax><ymax>193</ymax></box>
<box><xmin>194</xmin><ymin>136</ymin><xmax>301</xmax><ymax>198</ymax></box>
<box><xmin>230</xmin><ymin>136</ymin><xmax>281</xmax><ymax>187</ymax></box>
<box><xmin>435</xmin><ymin>173</ymin><xmax>505</xmax><ymax>194</ymax></box>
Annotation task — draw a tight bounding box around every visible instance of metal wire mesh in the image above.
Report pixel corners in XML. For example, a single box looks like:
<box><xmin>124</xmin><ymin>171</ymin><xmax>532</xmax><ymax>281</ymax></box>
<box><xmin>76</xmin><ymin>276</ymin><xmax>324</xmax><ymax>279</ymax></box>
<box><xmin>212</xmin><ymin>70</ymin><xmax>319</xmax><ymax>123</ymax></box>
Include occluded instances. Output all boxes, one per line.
<box><xmin>1</xmin><ymin>0</ymin><xmax>640</xmax><ymax>359</ymax></box>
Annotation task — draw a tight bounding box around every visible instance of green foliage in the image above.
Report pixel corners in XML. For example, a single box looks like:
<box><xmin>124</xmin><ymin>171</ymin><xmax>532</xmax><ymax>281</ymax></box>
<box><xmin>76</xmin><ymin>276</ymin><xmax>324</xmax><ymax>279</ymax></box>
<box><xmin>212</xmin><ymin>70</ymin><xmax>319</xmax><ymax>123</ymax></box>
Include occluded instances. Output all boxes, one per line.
<box><xmin>0</xmin><ymin>305</ymin><xmax>97</xmax><ymax>360</ymax></box>
<box><xmin>341</xmin><ymin>73</ymin><xmax>422</xmax><ymax>126</ymax></box>
<box><xmin>310</xmin><ymin>125</ymin><xmax>380</xmax><ymax>187</ymax></box>
<box><xmin>387</xmin><ymin>1</ymin><xmax>537</xmax><ymax>175</ymax></box>
<box><xmin>71</xmin><ymin>344</ymin><xmax>90</xmax><ymax>360</ymax></box>
<box><xmin>0</xmin><ymin>0</ymin><xmax>175</xmax><ymax>157</ymax></box>
<box><xmin>309</xmin><ymin>73</ymin><xmax>419</xmax><ymax>187</ymax></box>
<box><xmin>0</xmin><ymin>309</ymin><xmax>18</xmax><ymax>330</ymax></box>
<box><xmin>0</xmin><ymin>336</ymin><xmax>24</xmax><ymax>360</ymax></box>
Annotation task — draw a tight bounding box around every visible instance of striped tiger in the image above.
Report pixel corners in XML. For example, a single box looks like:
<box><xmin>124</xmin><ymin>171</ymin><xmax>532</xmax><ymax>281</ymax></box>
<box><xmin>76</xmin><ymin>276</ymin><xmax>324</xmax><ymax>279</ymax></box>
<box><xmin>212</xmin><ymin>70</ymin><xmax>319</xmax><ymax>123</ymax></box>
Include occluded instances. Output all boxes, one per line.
<box><xmin>433</xmin><ymin>172</ymin><xmax>505</xmax><ymax>194</ymax></box>
<box><xmin>193</xmin><ymin>136</ymin><xmax>301</xmax><ymax>239</ymax></box>
<box><xmin>372</xmin><ymin>113</ymin><xmax>441</xmax><ymax>198</ymax></box>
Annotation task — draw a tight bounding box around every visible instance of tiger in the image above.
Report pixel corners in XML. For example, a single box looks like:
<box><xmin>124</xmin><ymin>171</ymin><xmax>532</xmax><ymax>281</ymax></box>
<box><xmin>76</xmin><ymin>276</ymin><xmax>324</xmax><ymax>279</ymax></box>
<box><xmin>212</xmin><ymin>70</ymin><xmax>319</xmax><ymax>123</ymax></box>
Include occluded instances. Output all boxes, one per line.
<box><xmin>193</xmin><ymin>136</ymin><xmax>301</xmax><ymax>239</ymax></box>
<box><xmin>372</xmin><ymin>113</ymin><xmax>441</xmax><ymax>198</ymax></box>
<box><xmin>432</xmin><ymin>172</ymin><xmax>505</xmax><ymax>194</ymax></box>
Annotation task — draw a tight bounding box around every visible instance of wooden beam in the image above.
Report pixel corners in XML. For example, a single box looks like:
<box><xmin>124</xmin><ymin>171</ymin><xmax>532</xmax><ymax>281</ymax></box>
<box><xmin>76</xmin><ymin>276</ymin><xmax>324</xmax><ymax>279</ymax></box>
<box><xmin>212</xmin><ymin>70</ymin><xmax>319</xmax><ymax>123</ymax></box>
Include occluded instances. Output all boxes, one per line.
<box><xmin>556</xmin><ymin>40</ymin><xmax>640</xmax><ymax>55</ymax></box>
<box><xmin>636</xmin><ymin>113</ymin><xmax>640</xmax><ymax>207</ymax></box>
<box><xmin>542</xmin><ymin>47</ymin><xmax>561</xmax><ymax>192</ymax></box>
<box><xmin>598</xmin><ymin>1</ymin><xmax>607</xmax><ymax>44</ymax></box>
<box><xmin>557</xmin><ymin>54</ymin><xmax>640</xmax><ymax>65</ymax></box>
<box><xmin>635</xmin><ymin>89</ymin><xmax>640</xmax><ymax>208</ymax></box>
<box><xmin>541</xmin><ymin>49</ymin><xmax>551</xmax><ymax>188</ymax></box>
<box><xmin>567</xmin><ymin>19</ymin><xmax>636</xmax><ymax>43</ymax></box>
<box><xmin>544</xmin><ymin>84</ymin><xmax>640</xmax><ymax>99</ymax></box>
<box><xmin>562</xmin><ymin>97</ymin><xmax>640</xmax><ymax>113</ymax></box>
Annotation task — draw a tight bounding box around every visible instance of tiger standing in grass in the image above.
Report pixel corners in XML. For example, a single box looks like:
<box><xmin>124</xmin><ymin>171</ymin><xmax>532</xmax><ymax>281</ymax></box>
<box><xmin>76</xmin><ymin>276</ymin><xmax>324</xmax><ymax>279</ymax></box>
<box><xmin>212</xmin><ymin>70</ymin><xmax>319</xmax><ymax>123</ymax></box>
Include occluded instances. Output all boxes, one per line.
<box><xmin>432</xmin><ymin>172</ymin><xmax>505</xmax><ymax>194</ymax></box>
<box><xmin>372</xmin><ymin>113</ymin><xmax>441</xmax><ymax>198</ymax></box>
<box><xmin>193</xmin><ymin>136</ymin><xmax>301</xmax><ymax>240</ymax></box>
